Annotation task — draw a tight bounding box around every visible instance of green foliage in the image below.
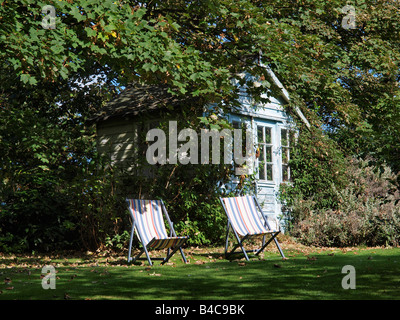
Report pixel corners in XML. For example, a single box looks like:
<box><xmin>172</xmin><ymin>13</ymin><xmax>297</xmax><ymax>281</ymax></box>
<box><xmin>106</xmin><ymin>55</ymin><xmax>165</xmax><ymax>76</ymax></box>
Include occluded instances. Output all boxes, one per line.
<box><xmin>119</xmin><ymin>114</ymin><xmax>249</xmax><ymax>246</ymax></box>
<box><xmin>121</xmin><ymin>165</ymin><xmax>230</xmax><ymax>247</ymax></box>
<box><xmin>0</xmin><ymin>65</ymin><xmax>127</xmax><ymax>252</ymax></box>
<box><xmin>0</xmin><ymin>99</ymin><xmax>127</xmax><ymax>252</ymax></box>
<box><xmin>65</xmin><ymin>157</ymin><xmax>127</xmax><ymax>251</ymax></box>
<box><xmin>287</xmin><ymin>158</ymin><xmax>400</xmax><ymax>247</ymax></box>
<box><xmin>279</xmin><ymin>126</ymin><xmax>349</xmax><ymax>220</ymax></box>
<box><xmin>105</xmin><ymin>230</ymin><xmax>131</xmax><ymax>251</ymax></box>
<box><xmin>267</xmin><ymin>0</ymin><xmax>400</xmax><ymax>180</ymax></box>
<box><xmin>1</xmin><ymin>0</ymin><xmax>399</xmax><ymax>252</ymax></box>
<box><xmin>0</xmin><ymin>0</ymin><xmax>231</xmax><ymax>101</ymax></box>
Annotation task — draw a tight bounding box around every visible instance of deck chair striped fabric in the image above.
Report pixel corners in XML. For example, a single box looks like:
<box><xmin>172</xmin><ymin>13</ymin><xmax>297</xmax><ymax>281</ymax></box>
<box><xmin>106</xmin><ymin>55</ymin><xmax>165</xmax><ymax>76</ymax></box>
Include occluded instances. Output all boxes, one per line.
<box><xmin>220</xmin><ymin>195</ymin><xmax>285</xmax><ymax>260</ymax></box>
<box><xmin>127</xmin><ymin>199</ymin><xmax>188</xmax><ymax>265</ymax></box>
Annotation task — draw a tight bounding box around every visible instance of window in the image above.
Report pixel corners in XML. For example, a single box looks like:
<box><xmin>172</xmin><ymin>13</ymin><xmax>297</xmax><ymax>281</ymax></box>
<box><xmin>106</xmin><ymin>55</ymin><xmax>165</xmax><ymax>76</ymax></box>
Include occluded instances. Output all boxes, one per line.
<box><xmin>232</xmin><ymin>120</ymin><xmax>249</xmax><ymax>174</ymax></box>
<box><xmin>281</xmin><ymin>128</ymin><xmax>294</xmax><ymax>182</ymax></box>
<box><xmin>232</xmin><ymin>121</ymin><xmax>241</xmax><ymax>130</ymax></box>
<box><xmin>257</xmin><ymin>126</ymin><xmax>273</xmax><ymax>181</ymax></box>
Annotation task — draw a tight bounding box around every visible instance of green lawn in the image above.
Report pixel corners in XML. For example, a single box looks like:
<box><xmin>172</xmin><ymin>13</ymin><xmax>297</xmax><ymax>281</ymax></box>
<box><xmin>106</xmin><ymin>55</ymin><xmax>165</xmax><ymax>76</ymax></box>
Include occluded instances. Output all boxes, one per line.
<box><xmin>1</xmin><ymin>244</ymin><xmax>400</xmax><ymax>300</ymax></box>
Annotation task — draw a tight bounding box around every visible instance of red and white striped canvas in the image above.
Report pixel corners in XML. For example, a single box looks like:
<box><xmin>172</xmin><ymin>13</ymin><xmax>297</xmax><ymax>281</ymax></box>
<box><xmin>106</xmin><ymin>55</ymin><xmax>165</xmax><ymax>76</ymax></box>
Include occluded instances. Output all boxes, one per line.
<box><xmin>221</xmin><ymin>196</ymin><xmax>269</xmax><ymax>237</ymax></box>
<box><xmin>127</xmin><ymin>199</ymin><xmax>186</xmax><ymax>249</ymax></box>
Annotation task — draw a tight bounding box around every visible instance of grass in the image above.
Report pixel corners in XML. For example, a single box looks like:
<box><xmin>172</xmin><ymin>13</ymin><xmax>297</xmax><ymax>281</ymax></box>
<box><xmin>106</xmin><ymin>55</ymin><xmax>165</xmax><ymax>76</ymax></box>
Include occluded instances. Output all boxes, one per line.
<box><xmin>1</xmin><ymin>240</ymin><xmax>400</xmax><ymax>300</ymax></box>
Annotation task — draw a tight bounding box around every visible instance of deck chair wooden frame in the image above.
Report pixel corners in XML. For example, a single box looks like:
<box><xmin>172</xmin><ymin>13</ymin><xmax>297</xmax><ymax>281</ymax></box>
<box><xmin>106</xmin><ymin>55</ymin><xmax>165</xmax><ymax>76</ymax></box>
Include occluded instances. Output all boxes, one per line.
<box><xmin>220</xmin><ymin>195</ymin><xmax>285</xmax><ymax>260</ymax></box>
<box><xmin>127</xmin><ymin>199</ymin><xmax>188</xmax><ymax>266</ymax></box>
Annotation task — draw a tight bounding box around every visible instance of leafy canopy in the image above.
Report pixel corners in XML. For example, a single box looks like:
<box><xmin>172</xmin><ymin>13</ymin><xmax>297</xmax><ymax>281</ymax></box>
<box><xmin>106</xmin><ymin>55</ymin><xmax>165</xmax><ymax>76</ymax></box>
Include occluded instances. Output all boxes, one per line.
<box><xmin>1</xmin><ymin>0</ymin><xmax>399</xmax><ymax>251</ymax></box>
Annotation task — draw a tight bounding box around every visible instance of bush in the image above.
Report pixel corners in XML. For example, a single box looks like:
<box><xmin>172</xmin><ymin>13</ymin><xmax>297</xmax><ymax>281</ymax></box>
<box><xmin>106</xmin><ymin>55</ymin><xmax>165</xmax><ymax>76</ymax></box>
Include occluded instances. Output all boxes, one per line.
<box><xmin>119</xmin><ymin>162</ymin><xmax>233</xmax><ymax>247</ymax></box>
<box><xmin>279</xmin><ymin>127</ymin><xmax>349</xmax><ymax>215</ymax></box>
<box><xmin>0</xmin><ymin>106</ymin><xmax>128</xmax><ymax>253</ymax></box>
<box><xmin>66</xmin><ymin>160</ymin><xmax>128</xmax><ymax>252</ymax></box>
<box><xmin>116</xmin><ymin>115</ymin><xmax>255</xmax><ymax>247</ymax></box>
<box><xmin>288</xmin><ymin>158</ymin><xmax>400</xmax><ymax>247</ymax></box>
<box><xmin>0</xmin><ymin>175</ymin><xmax>78</xmax><ymax>253</ymax></box>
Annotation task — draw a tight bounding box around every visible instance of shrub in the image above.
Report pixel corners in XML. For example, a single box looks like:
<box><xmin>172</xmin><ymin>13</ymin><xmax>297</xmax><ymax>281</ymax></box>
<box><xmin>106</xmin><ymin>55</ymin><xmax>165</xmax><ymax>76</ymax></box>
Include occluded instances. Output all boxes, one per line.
<box><xmin>115</xmin><ymin>115</ymin><xmax>255</xmax><ymax>247</ymax></box>
<box><xmin>0</xmin><ymin>105</ymin><xmax>128</xmax><ymax>253</ymax></box>
<box><xmin>119</xmin><ymin>161</ymin><xmax>233</xmax><ymax>247</ymax></box>
<box><xmin>288</xmin><ymin>158</ymin><xmax>400</xmax><ymax>247</ymax></box>
<box><xmin>279</xmin><ymin>127</ymin><xmax>349</xmax><ymax>216</ymax></box>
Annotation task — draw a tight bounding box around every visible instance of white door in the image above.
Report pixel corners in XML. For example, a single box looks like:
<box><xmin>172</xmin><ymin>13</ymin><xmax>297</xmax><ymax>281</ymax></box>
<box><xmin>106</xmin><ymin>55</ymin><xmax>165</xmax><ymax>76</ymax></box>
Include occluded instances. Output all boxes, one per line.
<box><xmin>254</xmin><ymin>120</ymin><xmax>282</xmax><ymax>230</ymax></box>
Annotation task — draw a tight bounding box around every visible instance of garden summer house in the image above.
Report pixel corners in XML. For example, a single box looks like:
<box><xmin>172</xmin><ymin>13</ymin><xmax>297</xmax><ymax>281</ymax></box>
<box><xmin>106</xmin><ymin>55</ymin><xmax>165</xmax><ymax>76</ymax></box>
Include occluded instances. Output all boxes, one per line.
<box><xmin>90</xmin><ymin>64</ymin><xmax>309</xmax><ymax>230</ymax></box>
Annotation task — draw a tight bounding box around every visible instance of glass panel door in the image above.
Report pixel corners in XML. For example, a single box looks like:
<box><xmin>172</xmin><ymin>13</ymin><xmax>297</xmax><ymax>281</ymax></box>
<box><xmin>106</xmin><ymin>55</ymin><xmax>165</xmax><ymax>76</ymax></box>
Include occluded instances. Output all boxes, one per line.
<box><xmin>257</xmin><ymin>125</ymin><xmax>274</xmax><ymax>182</ymax></box>
<box><xmin>281</xmin><ymin>128</ymin><xmax>294</xmax><ymax>182</ymax></box>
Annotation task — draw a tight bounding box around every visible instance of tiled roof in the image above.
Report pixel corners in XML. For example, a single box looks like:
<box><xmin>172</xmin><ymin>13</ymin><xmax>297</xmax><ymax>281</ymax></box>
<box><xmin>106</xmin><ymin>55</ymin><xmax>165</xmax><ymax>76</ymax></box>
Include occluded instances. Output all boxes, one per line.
<box><xmin>89</xmin><ymin>82</ymin><xmax>190</xmax><ymax>123</ymax></box>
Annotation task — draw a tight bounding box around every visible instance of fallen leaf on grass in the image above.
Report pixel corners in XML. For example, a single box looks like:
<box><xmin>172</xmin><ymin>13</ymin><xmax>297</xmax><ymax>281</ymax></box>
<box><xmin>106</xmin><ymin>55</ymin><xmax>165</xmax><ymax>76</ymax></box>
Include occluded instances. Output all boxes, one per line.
<box><xmin>6</xmin><ymin>287</ymin><xmax>14</xmax><ymax>290</ymax></box>
<box><xmin>148</xmin><ymin>272</ymin><xmax>162</xmax><ymax>277</ymax></box>
<box><xmin>68</xmin><ymin>274</ymin><xmax>77</xmax><ymax>281</ymax></box>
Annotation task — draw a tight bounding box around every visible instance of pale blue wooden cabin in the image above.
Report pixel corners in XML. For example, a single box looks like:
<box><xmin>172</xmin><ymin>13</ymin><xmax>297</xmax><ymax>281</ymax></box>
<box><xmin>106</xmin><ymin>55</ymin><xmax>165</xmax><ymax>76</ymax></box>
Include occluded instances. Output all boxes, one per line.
<box><xmin>221</xmin><ymin>64</ymin><xmax>309</xmax><ymax>230</ymax></box>
<box><xmin>91</xmin><ymin>63</ymin><xmax>309</xmax><ymax>231</ymax></box>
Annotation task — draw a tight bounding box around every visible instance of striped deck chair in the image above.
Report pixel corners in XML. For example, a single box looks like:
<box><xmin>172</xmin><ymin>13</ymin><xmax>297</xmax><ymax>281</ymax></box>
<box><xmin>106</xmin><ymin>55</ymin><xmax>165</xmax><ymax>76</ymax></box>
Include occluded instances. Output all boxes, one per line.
<box><xmin>220</xmin><ymin>195</ymin><xmax>285</xmax><ymax>260</ymax></box>
<box><xmin>127</xmin><ymin>199</ymin><xmax>188</xmax><ymax>265</ymax></box>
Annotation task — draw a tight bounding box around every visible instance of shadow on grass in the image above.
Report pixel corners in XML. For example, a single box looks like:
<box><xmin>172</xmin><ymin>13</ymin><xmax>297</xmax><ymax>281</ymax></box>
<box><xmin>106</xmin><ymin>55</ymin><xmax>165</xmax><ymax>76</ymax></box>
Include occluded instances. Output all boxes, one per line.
<box><xmin>1</xmin><ymin>248</ymin><xmax>400</xmax><ymax>300</ymax></box>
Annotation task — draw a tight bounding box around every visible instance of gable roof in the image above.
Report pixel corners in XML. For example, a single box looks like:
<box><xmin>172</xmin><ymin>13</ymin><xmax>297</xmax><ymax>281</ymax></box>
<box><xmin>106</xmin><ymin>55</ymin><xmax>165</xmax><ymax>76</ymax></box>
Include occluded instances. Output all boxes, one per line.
<box><xmin>88</xmin><ymin>82</ymin><xmax>190</xmax><ymax>124</ymax></box>
<box><xmin>89</xmin><ymin>66</ymin><xmax>310</xmax><ymax>129</ymax></box>
<box><xmin>262</xmin><ymin>64</ymin><xmax>310</xmax><ymax>128</ymax></box>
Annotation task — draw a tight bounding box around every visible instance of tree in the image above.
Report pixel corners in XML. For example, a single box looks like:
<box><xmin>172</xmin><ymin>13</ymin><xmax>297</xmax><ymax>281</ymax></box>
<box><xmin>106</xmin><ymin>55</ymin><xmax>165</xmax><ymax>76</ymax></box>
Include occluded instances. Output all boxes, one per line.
<box><xmin>1</xmin><ymin>0</ymin><xmax>399</xmax><ymax>251</ymax></box>
<box><xmin>258</xmin><ymin>0</ymin><xmax>400</xmax><ymax>177</ymax></box>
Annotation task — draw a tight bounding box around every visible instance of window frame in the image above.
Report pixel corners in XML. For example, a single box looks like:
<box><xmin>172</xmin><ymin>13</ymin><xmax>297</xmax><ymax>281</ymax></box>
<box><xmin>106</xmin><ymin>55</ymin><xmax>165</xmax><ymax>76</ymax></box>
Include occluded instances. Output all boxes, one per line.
<box><xmin>257</xmin><ymin>125</ymin><xmax>274</xmax><ymax>182</ymax></box>
<box><xmin>280</xmin><ymin>128</ymin><xmax>294</xmax><ymax>182</ymax></box>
